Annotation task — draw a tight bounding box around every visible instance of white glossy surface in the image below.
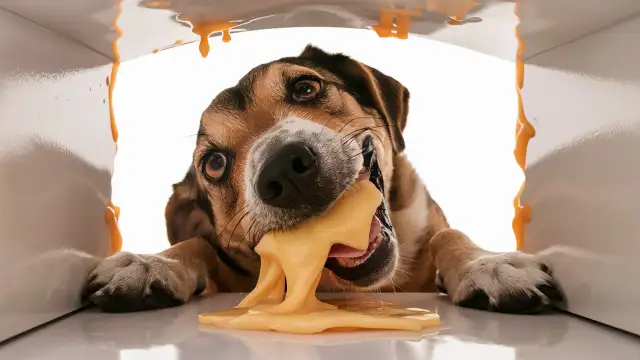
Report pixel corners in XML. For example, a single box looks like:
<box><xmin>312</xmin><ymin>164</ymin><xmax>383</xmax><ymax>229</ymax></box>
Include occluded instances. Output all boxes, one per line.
<box><xmin>0</xmin><ymin>8</ymin><xmax>114</xmax><ymax>342</ymax></box>
<box><xmin>522</xmin><ymin>14</ymin><xmax>640</xmax><ymax>335</ymax></box>
<box><xmin>1</xmin><ymin>293</ymin><xmax>639</xmax><ymax>359</ymax></box>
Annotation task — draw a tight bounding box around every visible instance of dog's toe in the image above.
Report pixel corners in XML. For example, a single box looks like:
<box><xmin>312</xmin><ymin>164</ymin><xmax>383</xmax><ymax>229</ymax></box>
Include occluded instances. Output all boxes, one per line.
<box><xmin>435</xmin><ymin>270</ymin><xmax>448</xmax><ymax>295</ymax></box>
<box><xmin>453</xmin><ymin>252</ymin><xmax>564</xmax><ymax>314</ymax></box>
<box><xmin>494</xmin><ymin>290</ymin><xmax>545</xmax><ymax>314</ymax></box>
<box><xmin>89</xmin><ymin>280</ymin><xmax>185</xmax><ymax>313</ymax></box>
<box><xmin>536</xmin><ymin>280</ymin><xmax>565</xmax><ymax>303</ymax></box>
<box><xmin>456</xmin><ymin>288</ymin><xmax>490</xmax><ymax>310</ymax></box>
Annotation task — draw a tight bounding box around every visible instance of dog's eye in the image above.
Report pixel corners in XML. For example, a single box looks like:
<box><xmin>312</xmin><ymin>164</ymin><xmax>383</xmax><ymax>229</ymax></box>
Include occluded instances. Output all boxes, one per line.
<box><xmin>205</xmin><ymin>152</ymin><xmax>227</xmax><ymax>180</ymax></box>
<box><xmin>292</xmin><ymin>79</ymin><xmax>321</xmax><ymax>101</ymax></box>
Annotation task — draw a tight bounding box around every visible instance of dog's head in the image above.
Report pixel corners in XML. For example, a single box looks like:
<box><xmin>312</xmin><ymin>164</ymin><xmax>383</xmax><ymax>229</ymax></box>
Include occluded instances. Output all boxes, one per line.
<box><xmin>168</xmin><ymin>45</ymin><xmax>409</xmax><ymax>290</ymax></box>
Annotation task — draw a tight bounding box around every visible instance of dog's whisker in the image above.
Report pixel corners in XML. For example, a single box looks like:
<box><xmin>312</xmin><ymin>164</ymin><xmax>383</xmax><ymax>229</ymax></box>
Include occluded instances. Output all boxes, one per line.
<box><xmin>398</xmin><ymin>255</ymin><xmax>418</xmax><ymax>263</ymax></box>
<box><xmin>339</xmin><ymin>125</ymin><xmax>372</xmax><ymax>142</ymax></box>
<box><xmin>390</xmin><ymin>275</ymin><xmax>406</xmax><ymax>293</ymax></box>
<box><xmin>341</xmin><ymin>129</ymin><xmax>370</xmax><ymax>148</ymax></box>
<box><xmin>349</xmin><ymin>150</ymin><xmax>367</xmax><ymax>160</ymax></box>
<box><xmin>225</xmin><ymin>209</ymin><xmax>251</xmax><ymax>250</ymax></box>
<box><xmin>389</xmin><ymin>277</ymin><xmax>398</xmax><ymax>294</ymax></box>
<box><xmin>231</xmin><ymin>215</ymin><xmax>259</xmax><ymax>255</ymax></box>
<box><xmin>245</xmin><ymin>218</ymin><xmax>261</xmax><ymax>250</ymax></box>
<box><xmin>330</xmin><ymin>116</ymin><xmax>374</xmax><ymax>142</ymax></box>
<box><xmin>216</xmin><ymin>205</ymin><xmax>249</xmax><ymax>239</ymax></box>
<box><xmin>341</xmin><ymin>126</ymin><xmax>386</xmax><ymax>150</ymax></box>
<box><xmin>318</xmin><ymin>116</ymin><xmax>336</xmax><ymax>138</ymax></box>
<box><xmin>394</xmin><ymin>268</ymin><xmax>414</xmax><ymax>277</ymax></box>
<box><xmin>340</xmin><ymin>124</ymin><xmax>387</xmax><ymax>145</ymax></box>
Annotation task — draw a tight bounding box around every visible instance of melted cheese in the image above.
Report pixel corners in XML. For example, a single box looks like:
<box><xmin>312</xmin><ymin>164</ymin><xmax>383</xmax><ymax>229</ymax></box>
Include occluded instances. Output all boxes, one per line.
<box><xmin>105</xmin><ymin>201</ymin><xmax>122</xmax><ymax>254</ymax></box>
<box><xmin>372</xmin><ymin>1</ymin><xmax>479</xmax><ymax>38</ymax></box>
<box><xmin>177</xmin><ymin>17</ymin><xmax>235</xmax><ymax>58</ymax></box>
<box><xmin>106</xmin><ymin>0</ymin><xmax>123</xmax><ymax>255</ymax></box>
<box><xmin>513</xmin><ymin>2</ymin><xmax>534</xmax><ymax>250</ymax></box>
<box><xmin>153</xmin><ymin>40</ymin><xmax>184</xmax><ymax>54</ymax></box>
<box><xmin>198</xmin><ymin>181</ymin><xmax>440</xmax><ymax>334</ymax></box>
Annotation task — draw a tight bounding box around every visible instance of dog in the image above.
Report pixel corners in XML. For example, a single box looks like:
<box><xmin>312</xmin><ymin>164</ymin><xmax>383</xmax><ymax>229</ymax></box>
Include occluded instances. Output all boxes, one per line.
<box><xmin>83</xmin><ymin>45</ymin><xmax>563</xmax><ymax>314</ymax></box>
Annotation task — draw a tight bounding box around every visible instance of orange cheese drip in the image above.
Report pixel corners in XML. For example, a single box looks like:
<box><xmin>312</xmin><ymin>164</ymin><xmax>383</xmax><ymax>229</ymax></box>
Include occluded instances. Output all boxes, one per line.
<box><xmin>152</xmin><ymin>39</ymin><xmax>184</xmax><ymax>54</ymax></box>
<box><xmin>512</xmin><ymin>1</ymin><xmax>534</xmax><ymax>250</ymax></box>
<box><xmin>108</xmin><ymin>1</ymin><xmax>122</xmax><ymax>144</ymax></box>
<box><xmin>199</xmin><ymin>181</ymin><xmax>440</xmax><ymax>334</ymax></box>
<box><xmin>373</xmin><ymin>2</ymin><xmax>479</xmax><ymax>39</ymax></box>
<box><xmin>445</xmin><ymin>0</ymin><xmax>480</xmax><ymax>25</ymax></box>
<box><xmin>106</xmin><ymin>0</ymin><xmax>123</xmax><ymax>254</ymax></box>
<box><xmin>105</xmin><ymin>202</ymin><xmax>122</xmax><ymax>254</ymax></box>
<box><xmin>179</xmin><ymin>18</ymin><xmax>235</xmax><ymax>58</ymax></box>
<box><xmin>143</xmin><ymin>0</ymin><xmax>171</xmax><ymax>8</ymax></box>
<box><xmin>372</xmin><ymin>9</ymin><xmax>422</xmax><ymax>39</ymax></box>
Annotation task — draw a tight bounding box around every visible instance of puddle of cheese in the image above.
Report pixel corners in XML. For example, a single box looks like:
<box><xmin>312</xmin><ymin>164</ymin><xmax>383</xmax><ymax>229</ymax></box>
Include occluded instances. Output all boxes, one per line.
<box><xmin>198</xmin><ymin>181</ymin><xmax>440</xmax><ymax>334</ymax></box>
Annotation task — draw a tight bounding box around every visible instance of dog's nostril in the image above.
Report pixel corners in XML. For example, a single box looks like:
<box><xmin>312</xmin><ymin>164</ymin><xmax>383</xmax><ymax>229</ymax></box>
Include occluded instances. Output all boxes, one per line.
<box><xmin>292</xmin><ymin>156</ymin><xmax>312</xmax><ymax>174</ymax></box>
<box><xmin>267</xmin><ymin>181</ymin><xmax>284</xmax><ymax>199</ymax></box>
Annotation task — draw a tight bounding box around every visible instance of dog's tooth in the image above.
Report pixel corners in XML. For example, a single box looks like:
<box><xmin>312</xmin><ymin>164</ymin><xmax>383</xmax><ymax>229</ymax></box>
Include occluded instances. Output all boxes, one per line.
<box><xmin>338</xmin><ymin>258</ymin><xmax>355</xmax><ymax>268</ymax></box>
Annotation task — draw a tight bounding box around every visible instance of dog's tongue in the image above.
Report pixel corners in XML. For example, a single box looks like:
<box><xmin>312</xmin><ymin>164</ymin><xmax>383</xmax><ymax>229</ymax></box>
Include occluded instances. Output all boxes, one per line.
<box><xmin>328</xmin><ymin>216</ymin><xmax>381</xmax><ymax>258</ymax></box>
<box><xmin>328</xmin><ymin>244</ymin><xmax>367</xmax><ymax>258</ymax></box>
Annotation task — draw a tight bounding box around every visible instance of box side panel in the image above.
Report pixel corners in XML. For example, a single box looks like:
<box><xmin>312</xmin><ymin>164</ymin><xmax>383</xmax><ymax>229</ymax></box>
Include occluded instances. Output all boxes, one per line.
<box><xmin>0</xmin><ymin>9</ymin><xmax>114</xmax><ymax>342</ymax></box>
<box><xmin>522</xmin><ymin>15</ymin><xmax>640</xmax><ymax>335</ymax></box>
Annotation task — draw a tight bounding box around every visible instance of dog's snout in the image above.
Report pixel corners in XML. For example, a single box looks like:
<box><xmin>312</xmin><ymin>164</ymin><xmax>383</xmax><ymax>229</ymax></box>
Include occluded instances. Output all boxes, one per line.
<box><xmin>255</xmin><ymin>142</ymin><xmax>322</xmax><ymax>209</ymax></box>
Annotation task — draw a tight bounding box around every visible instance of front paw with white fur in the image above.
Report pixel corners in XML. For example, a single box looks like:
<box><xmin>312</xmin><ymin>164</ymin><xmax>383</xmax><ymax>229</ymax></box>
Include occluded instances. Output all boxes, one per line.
<box><xmin>82</xmin><ymin>252</ymin><xmax>205</xmax><ymax>313</ymax></box>
<box><xmin>437</xmin><ymin>252</ymin><xmax>564</xmax><ymax>314</ymax></box>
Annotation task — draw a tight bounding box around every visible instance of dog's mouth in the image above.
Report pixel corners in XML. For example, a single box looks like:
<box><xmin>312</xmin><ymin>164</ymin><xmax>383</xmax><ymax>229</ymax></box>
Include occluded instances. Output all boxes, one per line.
<box><xmin>324</xmin><ymin>135</ymin><xmax>397</xmax><ymax>286</ymax></box>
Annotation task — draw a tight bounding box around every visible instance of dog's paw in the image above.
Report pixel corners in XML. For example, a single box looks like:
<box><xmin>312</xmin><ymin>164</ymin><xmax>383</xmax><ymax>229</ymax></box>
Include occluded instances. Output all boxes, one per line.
<box><xmin>451</xmin><ymin>252</ymin><xmax>564</xmax><ymax>314</ymax></box>
<box><xmin>82</xmin><ymin>252</ymin><xmax>204</xmax><ymax>313</ymax></box>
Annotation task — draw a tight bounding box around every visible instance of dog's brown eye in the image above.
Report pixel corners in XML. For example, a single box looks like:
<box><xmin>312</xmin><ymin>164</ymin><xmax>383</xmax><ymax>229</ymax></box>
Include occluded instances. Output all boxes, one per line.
<box><xmin>205</xmin><ymin>152</ymin><xmax>227</xmax><ymax>180</ymax></box>
<box><xmin>292</xmin><ymin>79</ymin><xmax>321</xmax><ymax>101</ymax></box>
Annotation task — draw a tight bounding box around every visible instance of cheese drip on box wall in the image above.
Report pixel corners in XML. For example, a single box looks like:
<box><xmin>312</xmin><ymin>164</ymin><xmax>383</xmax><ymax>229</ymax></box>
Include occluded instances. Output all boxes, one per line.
<box><xmin>106</xmin><ymin>0</ymin><xmax>123</xmax><ymax>254</ymax></box>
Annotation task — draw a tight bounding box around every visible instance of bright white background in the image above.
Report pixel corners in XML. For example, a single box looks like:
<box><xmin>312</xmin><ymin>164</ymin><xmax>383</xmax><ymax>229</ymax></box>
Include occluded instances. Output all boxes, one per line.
<box><xmin>112</xmin><ymin>27</ymin><xmax>521</xmax><ymax>255</ymax></box>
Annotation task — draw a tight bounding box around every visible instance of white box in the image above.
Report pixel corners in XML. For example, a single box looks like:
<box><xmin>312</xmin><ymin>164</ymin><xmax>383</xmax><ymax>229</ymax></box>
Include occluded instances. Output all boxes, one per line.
<box><xmin>1</xmin><ymin>0</ymin><xmax>638</xmax><ymax>341</ymax></box>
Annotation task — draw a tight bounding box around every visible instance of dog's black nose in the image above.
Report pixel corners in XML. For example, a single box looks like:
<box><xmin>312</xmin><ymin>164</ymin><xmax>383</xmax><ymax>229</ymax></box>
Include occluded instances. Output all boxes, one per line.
<box><xmin>256</xmin><ymin>142</ymin><xmax>321</xmax><ymax>209</ymax></box>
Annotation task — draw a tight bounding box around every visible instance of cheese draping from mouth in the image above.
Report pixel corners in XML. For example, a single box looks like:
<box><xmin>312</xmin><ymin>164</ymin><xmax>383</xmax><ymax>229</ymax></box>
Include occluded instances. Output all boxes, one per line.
<box><xmin>198</xmin><ymin>181</ymin><xmax>440</xmax><ymax>334</ymax></box>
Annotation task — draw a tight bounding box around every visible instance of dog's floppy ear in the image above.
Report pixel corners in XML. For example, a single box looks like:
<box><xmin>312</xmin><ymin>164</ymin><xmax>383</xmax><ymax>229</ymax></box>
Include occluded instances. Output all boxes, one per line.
<box><xmin>165</xmin><ymin>167</ymin><xmax>251</xmax><ymax>275</ymax></box>
<box><xmin>165</xmin><ymin>168</ymin><xmax>215</xmax><ymax>245</ymax></box>
<box><xmin>299</xmin><ymin>45</ymin><xmax>410</xmax><ymax>153</ymax></box>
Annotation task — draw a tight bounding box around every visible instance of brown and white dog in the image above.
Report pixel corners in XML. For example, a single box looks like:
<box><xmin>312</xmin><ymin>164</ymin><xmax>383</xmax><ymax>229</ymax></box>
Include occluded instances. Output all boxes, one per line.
<box><xmin>83</xmin><ymin>45</ymin><xmax>563</xmax><ymax>314</ymax></box>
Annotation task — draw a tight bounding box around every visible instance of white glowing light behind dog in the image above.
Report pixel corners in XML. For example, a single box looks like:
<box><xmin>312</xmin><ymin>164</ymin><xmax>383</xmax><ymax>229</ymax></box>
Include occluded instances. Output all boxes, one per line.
<box><xmin>112</xmin><ymin>27</ymin><xmax>520</xmax><ymax>254</ymax></box>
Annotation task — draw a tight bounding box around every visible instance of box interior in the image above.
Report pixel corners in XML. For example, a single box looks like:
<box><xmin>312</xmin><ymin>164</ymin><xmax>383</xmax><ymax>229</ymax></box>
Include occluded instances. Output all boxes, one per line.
<box><xmin>1</xmin><ymin>0</ymin><xmax>639</xmax><ymax>342</ymax></box>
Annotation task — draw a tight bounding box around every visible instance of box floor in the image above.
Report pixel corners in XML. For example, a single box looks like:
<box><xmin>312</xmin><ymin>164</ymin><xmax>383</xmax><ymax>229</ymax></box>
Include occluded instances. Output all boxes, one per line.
<box><xmin>1</xmin><ymin>293</ymin><xmax>639</xmax><ymax>360</ymax></box>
